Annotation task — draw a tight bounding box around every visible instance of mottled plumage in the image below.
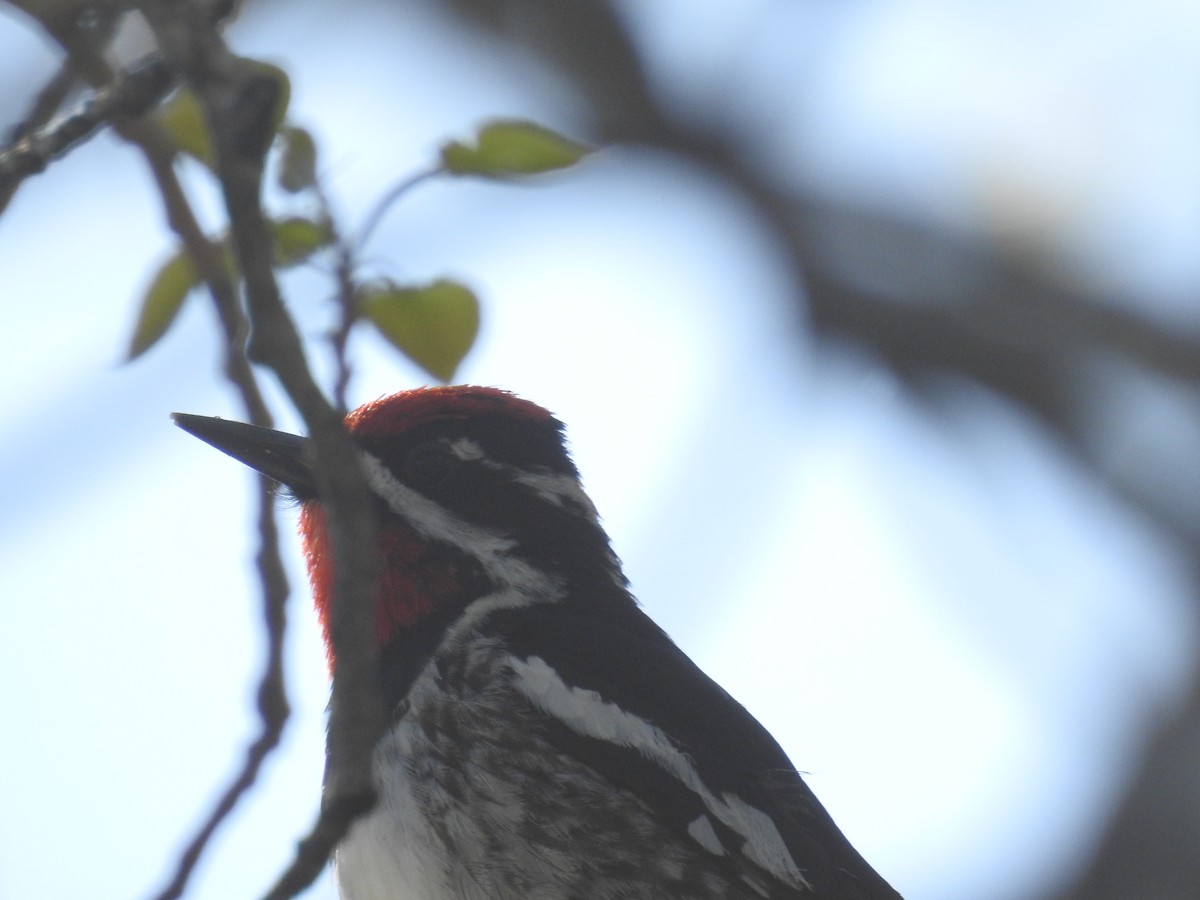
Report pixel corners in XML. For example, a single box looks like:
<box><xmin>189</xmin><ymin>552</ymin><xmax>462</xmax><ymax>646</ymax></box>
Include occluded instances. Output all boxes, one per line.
<box><xmin>174</xmin><ymin>386</ymin><xmax>902</xmax><ymax>900</ymax></box>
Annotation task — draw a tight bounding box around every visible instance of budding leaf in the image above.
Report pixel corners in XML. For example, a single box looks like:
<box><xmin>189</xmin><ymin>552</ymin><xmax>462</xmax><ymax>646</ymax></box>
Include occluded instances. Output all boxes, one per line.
<box><xmin>127</xmin><ymin>251</ymin><xmax>200</xmax><ymax>360</ymax></box>
<box><xmin>156</xmin><ymin>89</ymin><xmax>214</xmax><ymax>167</ymax></box>
<box><xmin>278</xmin><ymin>125</ymin><xmax>318</xmax><ymax>192</ymax></box>
<box><xmin>361</xmin><ymin>279</ymin><xmax>480</xmax><ymax>382</ymax></box>
<box><xmin>271</xmin><ymin>216</ymin><xmax>332</xmax><ymax>267</ymax></box>
<box><xmin>440</xmin><ymin>120</ymin><xmax>591</xmax><ymax>178</ymax></box>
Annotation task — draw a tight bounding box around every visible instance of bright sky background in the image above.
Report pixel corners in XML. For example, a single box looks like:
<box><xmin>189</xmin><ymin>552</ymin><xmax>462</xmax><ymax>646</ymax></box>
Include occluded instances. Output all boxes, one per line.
<box><xmin>1</xmin><ymin>1</ymin><xmax>1198</xmax><ymax>899</ymax></box>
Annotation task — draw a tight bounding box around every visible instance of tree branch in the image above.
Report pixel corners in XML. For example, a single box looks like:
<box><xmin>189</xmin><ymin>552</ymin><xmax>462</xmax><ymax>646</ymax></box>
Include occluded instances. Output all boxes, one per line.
<box><xmin>0</xmin><ymin>52</ymin><xmax>172</xmax><ymax>211</ymax></box>
<box><xmin>139</xmin><ymin>5</ymin><xmax>386</xmax><ymax>898</ymax></box>
<box><xmin>3</xmin><ymin>5</ymin><xmax>351</xmax><ymax>897</ymax></box>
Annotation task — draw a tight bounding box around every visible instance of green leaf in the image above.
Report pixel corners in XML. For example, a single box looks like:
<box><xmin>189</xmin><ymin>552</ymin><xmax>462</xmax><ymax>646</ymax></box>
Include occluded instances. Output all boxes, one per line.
<box><xmin>156</xmin><ymin>89</ymin><xmax>214</xmax><ymax>167</ymax></box>
<box><xmin>127</xmin><ymin>251</ymin><xmax>200</xmax><ymax>360</ymax></box>
<box><xmin>440</xmin><ymin>120</ymin><xmax>591</xmax><ymax>178</ymax></box>
<box><xmin>272</xmin><ymin>216</ymin><xmax>332</xmax><ymax>267</ymax></box>
<box><xmin>361</xmin><ymin>279</ymin><xmax>480</xmax><ymax>382</ymax></box>
<box><xmin>278</xmin><ymin>125</ymin><xmax>317</xmax><ymax>192</ymax></box>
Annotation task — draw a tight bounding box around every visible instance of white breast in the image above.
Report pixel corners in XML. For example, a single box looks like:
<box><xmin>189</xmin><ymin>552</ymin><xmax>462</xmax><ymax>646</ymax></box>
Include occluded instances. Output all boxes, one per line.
<box><xmin>334</xmin><ymin>712</ymin><xmax>457</xmax><ymax>900</ymax></box>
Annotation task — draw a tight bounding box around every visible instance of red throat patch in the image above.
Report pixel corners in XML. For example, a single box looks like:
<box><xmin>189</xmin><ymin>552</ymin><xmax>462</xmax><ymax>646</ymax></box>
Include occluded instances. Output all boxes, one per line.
<box><xmin>299</xmin><ymin>504</ymin><xmax>337</xmax><ymax>672</ymax></box>
<box><xmin>300</xmin><ymin>502</ymin><xmax>463</xmax><ymax>670</ymax></box>
<box><xmin>300</xmin><ymin>386</ymin><xmax>557</xmax><ymax>671</ymax></box>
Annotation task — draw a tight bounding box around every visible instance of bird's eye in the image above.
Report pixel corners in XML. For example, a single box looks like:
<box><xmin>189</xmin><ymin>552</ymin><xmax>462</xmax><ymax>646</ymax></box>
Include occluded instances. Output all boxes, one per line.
<box><xmin>402</xmin><ymin>442</ymin><xmax>456</xmax><ymax>489</ymax></box>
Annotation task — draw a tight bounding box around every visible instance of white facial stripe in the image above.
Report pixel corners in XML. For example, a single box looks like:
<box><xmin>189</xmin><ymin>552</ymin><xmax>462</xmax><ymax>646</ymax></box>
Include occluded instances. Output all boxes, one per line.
<box><xmin>509</xmin><ymin>656</ymin><xmax>811</xmax><ymax>891</ymax></box>
<box><xmin>448</xmin><ymin>438</ymin><xmax>598</xmax><ymax>518</ymax></box>
<box><xmin>510</xmin><ymin>469</ymin><xmax>599</xmax><ymax>517</ymax></box>
<box><xmin>449</xmin><ymin>438</ymin><xmax>485</xmax><ymax>461</ymax></box>
<box><xmin>360</xmin><ymin>452</ymin><xmax>545</xmax><ymax>593</ymax></box>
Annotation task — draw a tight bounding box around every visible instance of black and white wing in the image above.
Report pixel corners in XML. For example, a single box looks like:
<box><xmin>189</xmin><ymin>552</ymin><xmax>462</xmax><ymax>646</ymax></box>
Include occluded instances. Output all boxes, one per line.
<box><xmin>493</xmin><ymin>601</ymin><xmax>903</xmax><ymax>899</ymax></box>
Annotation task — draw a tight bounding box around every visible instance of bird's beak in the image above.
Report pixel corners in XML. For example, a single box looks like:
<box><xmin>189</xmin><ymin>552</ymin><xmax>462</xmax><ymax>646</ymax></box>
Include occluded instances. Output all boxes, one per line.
<box><xmin>172</xmin><ymin>413</ymin><xmax>316</xmax><ymax>497</ymax></box>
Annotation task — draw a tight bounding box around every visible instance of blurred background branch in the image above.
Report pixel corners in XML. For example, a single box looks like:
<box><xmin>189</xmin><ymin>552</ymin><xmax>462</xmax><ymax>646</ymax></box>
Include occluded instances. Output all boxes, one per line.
<box><xmin>435</xmin><ymin>3</ymin><xmax>1200</xmax><ymax>897</ymax></box>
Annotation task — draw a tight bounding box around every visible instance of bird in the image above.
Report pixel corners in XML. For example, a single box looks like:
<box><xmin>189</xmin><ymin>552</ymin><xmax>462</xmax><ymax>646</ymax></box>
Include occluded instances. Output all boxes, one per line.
<box><xmin>173</xmin><ymin>385</ymin><xmax>902</xmax><ymax>900</ymax></box>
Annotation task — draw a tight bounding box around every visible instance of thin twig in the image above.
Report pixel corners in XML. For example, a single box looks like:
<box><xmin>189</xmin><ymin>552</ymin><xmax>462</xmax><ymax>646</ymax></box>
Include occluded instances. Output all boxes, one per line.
<box><xmin>139</xmin><ymin>5</ymin><xmax>387</xmax><ymax>899</ymax></box>
<box><xmin>133</xmin><ymin>68</ymin><xmax>288</xmax><ymax>900</ymax></box>
<box><xmin>131</xmin><ymin>62</ymin><xmax>287</xmax><ymax>900</ymax></box>
<box><xmin>354</xmin><ymin>166</ymin><xmax>439</xmax><ymax>251</ymax></box>
<box><xmin>0</xmin><ymin>58</ymin><xmax>77</xmax><ymax>213</ymax></box>
<box><xmin>325</xmin><ymin>166</ymin><xmax>442</xmax><ymax>411</ymax></box>
<box><xmin>5</xmin><ymin>61</ymin><xmax>76</xmax><ymax>145</ymax></box>
<box><xmin>8</xmin><ymin>10</ymin><xmax>291</xmax><ymax>900</ymax></box>
<box><xmin>0</xmin><ymin>55</ymin><xmax>173</xmax><ymax>208</ymax></box>
<box><xmin>313</xmin><ymin>183</ymin><xmax>357</xmax><ymax>414</ymax></box>
<box><xmin>151</xmin><ymin>490</ymin><xmax>290</xmax><ymax>900</ymax></box>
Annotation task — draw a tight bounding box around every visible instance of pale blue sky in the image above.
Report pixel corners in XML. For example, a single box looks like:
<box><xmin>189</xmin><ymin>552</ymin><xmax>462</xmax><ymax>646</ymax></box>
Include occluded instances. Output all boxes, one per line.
<box><xmin>1</xmin><ymin>1</ymin><xmax>1197</xmax><ymax>898</ymax></box>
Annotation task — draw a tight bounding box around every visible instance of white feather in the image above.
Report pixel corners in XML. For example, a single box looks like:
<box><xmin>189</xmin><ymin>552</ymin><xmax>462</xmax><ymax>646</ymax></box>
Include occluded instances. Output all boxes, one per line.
<box><xmin>509</xmin><ymin>655</ymin><xmax>811</xmax><ymax>891</ymax></box>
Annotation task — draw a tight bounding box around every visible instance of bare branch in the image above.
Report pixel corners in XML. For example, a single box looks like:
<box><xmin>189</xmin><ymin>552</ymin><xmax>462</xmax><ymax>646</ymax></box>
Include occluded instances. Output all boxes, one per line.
<box><xmin>326</xmin><ymin>166</ymin><xmax>439</xmax><ymax>413</ymax></box>
<box><xmin>150</xmin><ymin>486</ymin><xmax>291</xmax><ymax>900</ymax></box>
<box><xmin>135</xmin><ymin>106</ymin><xmax>288</xmax><ymax>900</ymax></box>
<box><xmin>0</xmin><ymin>56</ymin><xmax>173</xmax><ymax>210</ymax></box>
<box><xmin>314</xmin><ymin>183</ymin><xmax>356</xmax><ymax>415</ymax></box>
<box><xmin>2</xmin><ymin>10</ymin><xmax>301</xmax><ymax>899</ymax></box>
<box><xmin>139</xmin><ymin>4</ymin><xmax>387</xmax><ymax>898</ymax></box>
<box><xmin>6</xmin><ymin>64</ymin><xmax>78</xmax><ymax>145</ymax></box>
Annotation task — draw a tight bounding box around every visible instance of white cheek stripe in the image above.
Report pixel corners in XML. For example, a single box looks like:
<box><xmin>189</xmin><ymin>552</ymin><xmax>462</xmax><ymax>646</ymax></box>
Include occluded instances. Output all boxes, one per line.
<box><xmin>509</xmin><ymin>655</ymin><xmax>811</xmax><ymax>891</ymax></box>
<box><xmin>512</xmin><ymin>469</ymin><xmax>599</xmax><ymax>517</ymax></box>
<box><xmin>360</xmin><ymin>451</ymin><xmax>544</xmax><ymax>593</ymax></box>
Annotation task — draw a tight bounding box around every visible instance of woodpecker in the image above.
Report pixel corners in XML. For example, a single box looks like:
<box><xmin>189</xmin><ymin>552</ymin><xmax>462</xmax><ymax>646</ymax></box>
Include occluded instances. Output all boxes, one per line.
<box><xmin>174</xmin><ymin>386</ymin><xmax>901</xmax><ymax>900</ymax></box>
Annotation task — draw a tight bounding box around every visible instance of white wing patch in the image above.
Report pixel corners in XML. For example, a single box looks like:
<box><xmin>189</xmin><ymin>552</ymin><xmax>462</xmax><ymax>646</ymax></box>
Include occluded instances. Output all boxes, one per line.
<box><xmin>509</xmin><ymin>655</ymin><xmax>812</xmax><ymax>892</ymax></box>
<box><xmin>687</xmin><ymin>815</ymin><xmax>725</xmax><ymax>856</ymax></box>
